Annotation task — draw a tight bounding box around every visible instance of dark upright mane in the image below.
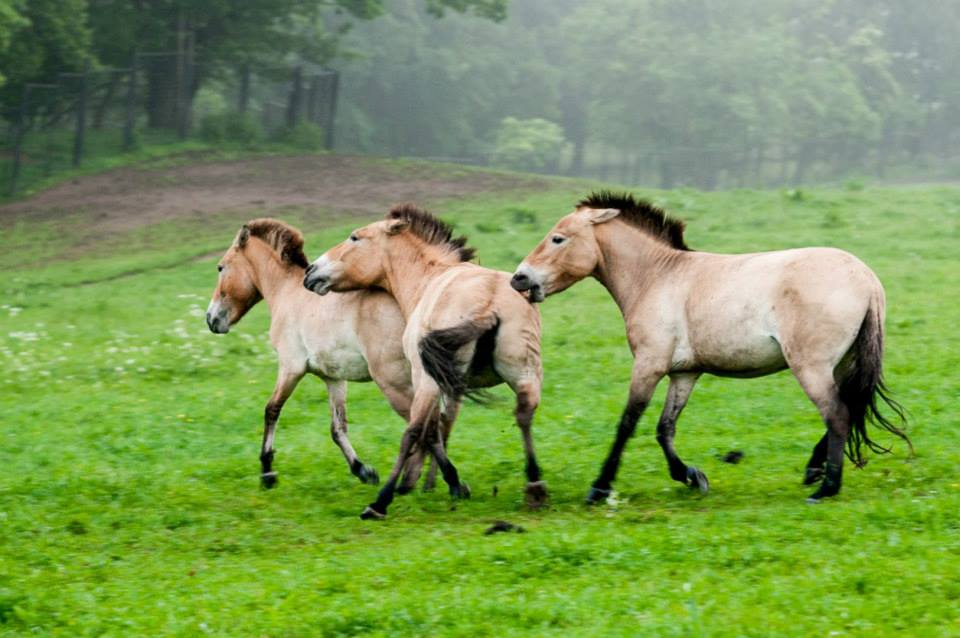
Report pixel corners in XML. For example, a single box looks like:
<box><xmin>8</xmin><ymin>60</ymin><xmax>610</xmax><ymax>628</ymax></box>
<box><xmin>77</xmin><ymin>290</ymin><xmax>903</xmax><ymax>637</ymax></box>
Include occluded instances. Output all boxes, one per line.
<box><xmin>387</xmin><ymin>203</ymin><xmax>476</xmax><ymax>262</ymax></box>
<box><xmin>240</xmin><ymin>218</ymin><xmax>310</xmax><ymax>268</ymax></box>
<box><xmin>577</xmin><ymin>191</ymin><xmax>689</xmax><ymax>250</ymax></box>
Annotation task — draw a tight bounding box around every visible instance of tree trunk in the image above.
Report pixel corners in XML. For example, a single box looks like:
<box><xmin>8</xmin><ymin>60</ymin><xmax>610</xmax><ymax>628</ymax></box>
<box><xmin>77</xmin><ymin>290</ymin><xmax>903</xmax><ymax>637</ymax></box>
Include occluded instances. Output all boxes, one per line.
<box><xmin>560</xmin><ymin>81</ymin><xmax>588</xmax><ymax>176</ymax></box>
<box><xmin>146</xmin><ymin>57</ymin><xmax>180</xmax><ymax>129</ymax></box>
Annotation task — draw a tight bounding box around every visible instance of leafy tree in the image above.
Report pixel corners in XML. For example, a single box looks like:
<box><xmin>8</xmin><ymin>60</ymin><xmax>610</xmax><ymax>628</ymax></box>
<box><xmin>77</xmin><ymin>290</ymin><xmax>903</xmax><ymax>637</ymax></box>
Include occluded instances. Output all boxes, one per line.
<box><xmin>86</xmin><ymin>0</ymin><xmax>506</xmax><ymax>128</ymax></box>
<box><xmin>0</xmin><ymin>0</ymin><xmax>90</xmax><ymax>115</ymax></box>
<box><xmin>492</xmin><ymin>117</ymin><xmax>567</xmax><ymax>172</ymax></box>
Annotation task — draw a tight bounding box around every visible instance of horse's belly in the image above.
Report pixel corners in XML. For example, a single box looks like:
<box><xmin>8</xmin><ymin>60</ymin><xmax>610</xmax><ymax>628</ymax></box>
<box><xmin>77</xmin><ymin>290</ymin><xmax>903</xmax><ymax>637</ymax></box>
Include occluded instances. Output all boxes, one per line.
<box><xmin>681</xmin><ymin>327</ymin><xmax>787</xmax><ymax>377</ymax></box>
<box><xmin>308</xmin><ymin>347</ymin><xmax>371</xmax><ymax>381</ymax></box>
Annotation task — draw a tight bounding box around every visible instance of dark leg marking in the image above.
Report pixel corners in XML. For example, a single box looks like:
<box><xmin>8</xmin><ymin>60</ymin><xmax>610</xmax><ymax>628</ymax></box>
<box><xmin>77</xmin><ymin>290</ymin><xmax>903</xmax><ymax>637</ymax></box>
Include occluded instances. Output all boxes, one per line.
<box><xmin>260</xmin><ymin>401</ymin><xmax>283</xmax><ymax>488</ymax></box>
<box><xmin>655</xmin><ymin>374</ymin><xmax>707</xmax><ymax>493</ymax></box>
<box><xmin>808</xmin><ymin>411</ymin><xmax>849</xmax><ymax>502</ymax></box>
<box><xmin>516</xmin><ymin>390</ymin><xmax>547</xmax><ymax>509</ymax></box>
<box><xmin>803</xmin><ymin>433</ymin><xmax>828</xmax><ymax>485</ymax></box>
<box><xmin>361</xmin><ymin>422</ymin><xmax>425</xmax><ymax>519</ymax></box>
<box><xmin>587</xmin><ymin>400</ymin><xmax>646</xmax><ymax>504</ymax></box>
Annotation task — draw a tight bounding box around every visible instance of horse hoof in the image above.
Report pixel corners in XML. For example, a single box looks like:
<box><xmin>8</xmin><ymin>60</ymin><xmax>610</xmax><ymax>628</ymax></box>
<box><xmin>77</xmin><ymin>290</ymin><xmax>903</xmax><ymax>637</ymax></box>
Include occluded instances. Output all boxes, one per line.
<box><xmin>525</xmin><ymin>480</ymin><xmax>549</xmax><ymax>510</ymax></box>
<box><xmin>360</xmin><ymin>504</ymin><xmax>386</xmax><ymax>520</ymax></box>
<box><xmin>260</xmin><ymin>471</ymin><xmax>279</xmax><ymax>489</ymax></box>
<box><xmin>803</xmin><ymin>467</ymin><xmax>824</xmax><ymax>485</ymax></box>
<box><xmin>807</xmin><ymin>485</ymin><xmax>839</xmax><ymax>502</ymax></box>
<box><xmin>357</xmin><ymin>464</ymin><xmax>380</xmax><ymax>486</ymax></box>
<box><xmin>585</xmin><ymin>486</ymin><xmax>611</xmax><ymax>505</ymax></box>
<box><xmin>686</xmin><ymin>466</ymin><xmax>709</xmax><ymax>494</ymax></box>
<box><xmin>450</xmin><ymin>481</ymin><xmax>471</xmax><ymax>500</ymax></box>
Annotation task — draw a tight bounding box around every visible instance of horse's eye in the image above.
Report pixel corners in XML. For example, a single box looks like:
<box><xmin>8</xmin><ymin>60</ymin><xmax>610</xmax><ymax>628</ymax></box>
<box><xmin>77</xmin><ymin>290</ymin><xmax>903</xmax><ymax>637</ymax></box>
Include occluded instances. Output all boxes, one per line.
<box><xmin>551</xmin><ymin>235</ymin><xmax>566</xmax><ymax>245</ymax></box>
<box><xmin>349</xmin><ymin>233</ymin><xmax>359</xmax><ymax>242</ymax></box>
<box><xmin>217</xmin><ymin>264</ymin><xmax>224</xmax><ymax>272</ymax></box>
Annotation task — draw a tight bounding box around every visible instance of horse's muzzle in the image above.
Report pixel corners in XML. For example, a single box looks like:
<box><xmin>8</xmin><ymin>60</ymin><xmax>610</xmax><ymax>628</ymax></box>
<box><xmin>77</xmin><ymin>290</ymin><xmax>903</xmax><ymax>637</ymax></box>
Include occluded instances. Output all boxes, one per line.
<box><xmin>510</xmin><ymin>271</ymin><xmax>544</xmax><ymax>303</ymax></box>
<box><xmin>303</xmin><ymin>269</ymin><xmax>331</xmax><ymax>296</ymax></box>
<box><xmin>206</xmin><ymin>310</ymin><xmax>229</xmax><ymax>334</ymax></box>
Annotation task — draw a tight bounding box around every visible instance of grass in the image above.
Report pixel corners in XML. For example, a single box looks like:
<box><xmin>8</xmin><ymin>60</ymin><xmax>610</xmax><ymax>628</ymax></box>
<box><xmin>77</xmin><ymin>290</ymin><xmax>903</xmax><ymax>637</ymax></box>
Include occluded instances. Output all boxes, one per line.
<box><xmin>1</xmin><ymin>168</ymin><xmax>960</xmax><ymax>636</ymax></box>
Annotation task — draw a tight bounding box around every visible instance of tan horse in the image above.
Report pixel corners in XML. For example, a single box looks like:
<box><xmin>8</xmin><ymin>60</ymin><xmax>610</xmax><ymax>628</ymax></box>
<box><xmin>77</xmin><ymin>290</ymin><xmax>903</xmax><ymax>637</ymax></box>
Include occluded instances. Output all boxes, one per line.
<box><xmin>511</xmin><ymin>191</ymin><xmax>910</xmax><ymax>503</ymax></box>
<box><xmin>304</xmin><ymin>205</ymin><xmax>546</xmax><ymax>519</ymax></box>
<box><xmin>207</xmin><ymin>219</ymin><xmax>425</xmax><ymax>489</ymax></box>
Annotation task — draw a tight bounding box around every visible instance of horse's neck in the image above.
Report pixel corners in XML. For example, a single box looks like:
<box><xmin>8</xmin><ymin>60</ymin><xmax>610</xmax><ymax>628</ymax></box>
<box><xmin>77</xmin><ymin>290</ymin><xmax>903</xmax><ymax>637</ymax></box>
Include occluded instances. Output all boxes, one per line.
<box><xmin>250</xmin><ymin>253</ymin><xmax>305</xmax><ymax>317</ymax></box>
<box><xmin>382</xmin><ymin>248</ymin><xmax>452</xmax><ymax>320</ymax></box>
<box><xmin>594</xmin><ymin>223</ymin><xmax>685</xmax><ymax>314</ymax></box>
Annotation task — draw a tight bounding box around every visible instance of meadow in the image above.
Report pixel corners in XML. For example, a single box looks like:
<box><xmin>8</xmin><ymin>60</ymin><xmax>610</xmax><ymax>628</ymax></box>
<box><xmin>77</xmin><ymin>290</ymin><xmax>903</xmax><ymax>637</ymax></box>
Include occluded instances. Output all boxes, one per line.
<box><xmin>1</xmin><ymin>158</ymin><xmax>959</xmax><ymax>636</ymax></box>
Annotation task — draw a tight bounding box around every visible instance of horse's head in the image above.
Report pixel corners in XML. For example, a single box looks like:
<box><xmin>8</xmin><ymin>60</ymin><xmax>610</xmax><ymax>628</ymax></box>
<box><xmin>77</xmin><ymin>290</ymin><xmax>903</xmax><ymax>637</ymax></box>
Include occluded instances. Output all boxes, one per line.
<box><xmin>511</xmin><ymin>206</ymin><xmax>620</xmax><ymax>302</ymax></box>
<box><xmin>206</xmin><ymin>225</ymin><xmax>263</xmax><ymax>334</ymax></box>
<box><xmin>304</xmin><ymin>217</ymin><xmax>406</xmax><ymax>295</ymax></box>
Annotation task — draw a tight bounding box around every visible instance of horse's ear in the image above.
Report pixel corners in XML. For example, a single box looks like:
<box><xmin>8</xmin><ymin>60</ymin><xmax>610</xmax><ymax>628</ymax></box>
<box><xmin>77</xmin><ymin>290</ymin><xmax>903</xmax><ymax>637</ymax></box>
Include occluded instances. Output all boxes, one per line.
<box><xmin>386</xmin><ymin>218</ymin><xmax>408</xmax><ymax>235</ymax></box>
<box><xmin>589</xmin><ymin>208</ymin><xmax>620</xmax><ymax>225</ymax></box>
<box><xmin>237</xmin><ymin>225</ymin><xmax>251</xmax><ymax>247</ymax></box>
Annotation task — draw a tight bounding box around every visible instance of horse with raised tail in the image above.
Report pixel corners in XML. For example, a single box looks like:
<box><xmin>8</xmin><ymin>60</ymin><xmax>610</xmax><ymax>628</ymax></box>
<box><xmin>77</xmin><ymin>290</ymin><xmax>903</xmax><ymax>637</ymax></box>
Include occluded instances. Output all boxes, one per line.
<box><xmin>304</xmin><ymin>205</ymin><xmax>547</xmax><ymax>519</ymax></box>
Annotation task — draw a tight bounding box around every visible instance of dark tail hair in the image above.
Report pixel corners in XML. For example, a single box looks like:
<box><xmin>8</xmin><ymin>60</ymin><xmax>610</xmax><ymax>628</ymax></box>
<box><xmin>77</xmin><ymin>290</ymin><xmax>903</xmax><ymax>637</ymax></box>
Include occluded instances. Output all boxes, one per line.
<box><xmin>419</xmin><ymin>317</ymin><xmax>499</xmax><ymax>403</ymax></box>
<box><xmin>837</xmin><ymin>303</ymin><xmax>912</xmax><ymax>467</ymax></box>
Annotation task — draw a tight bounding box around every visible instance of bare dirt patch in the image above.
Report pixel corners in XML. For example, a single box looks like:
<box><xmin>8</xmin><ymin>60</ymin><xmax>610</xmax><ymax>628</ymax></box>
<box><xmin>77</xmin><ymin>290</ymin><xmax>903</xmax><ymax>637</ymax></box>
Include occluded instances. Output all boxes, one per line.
<box><xmin>0</xmin><ymin>154</ymin><xmax>551</xmax><ymax>237</ymax></box>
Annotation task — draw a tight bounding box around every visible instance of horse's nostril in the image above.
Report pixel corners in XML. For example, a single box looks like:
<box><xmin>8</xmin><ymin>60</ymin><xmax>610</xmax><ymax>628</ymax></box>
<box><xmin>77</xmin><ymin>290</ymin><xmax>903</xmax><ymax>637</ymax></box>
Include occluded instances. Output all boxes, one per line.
<box><xmin>511</xmin><ymin>272</ymin><xmax>530</xmax><ymax>290</ymax></box>
<box><xmin>305</xmin><ymin>263</ymin><xmax>316</xmax><ymax>277</ymax></box>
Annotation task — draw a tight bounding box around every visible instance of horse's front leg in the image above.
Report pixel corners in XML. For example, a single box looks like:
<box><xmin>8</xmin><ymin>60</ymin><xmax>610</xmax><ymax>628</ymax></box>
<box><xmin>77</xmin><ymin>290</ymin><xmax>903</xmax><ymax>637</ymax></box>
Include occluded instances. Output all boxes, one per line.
<box><xmin>655</xmin><ymin>373</ymin><xmax>707</xmax><ymax>492</ymax></box>
<box><xmin>260</xmin><ymin>368</ymin><xmax>304</xmax><ymax>488</ymax></box>
<box><xmin>586</xmin><ymin>363</ymin><xmax>663</xmax><ymax>504</ymax></box>
<box><xmin>326</xmin><ymin>380</ymin><xmax>379</xmax><ymax>485</ymax></box>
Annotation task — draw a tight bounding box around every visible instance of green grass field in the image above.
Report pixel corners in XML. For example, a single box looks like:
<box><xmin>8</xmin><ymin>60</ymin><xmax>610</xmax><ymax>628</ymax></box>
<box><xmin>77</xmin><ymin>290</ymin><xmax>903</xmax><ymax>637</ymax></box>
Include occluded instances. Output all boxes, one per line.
<box><xmin>2</xmin><ymin>162</ymin><xmax>959</xmax><ymax>636</ymax></box>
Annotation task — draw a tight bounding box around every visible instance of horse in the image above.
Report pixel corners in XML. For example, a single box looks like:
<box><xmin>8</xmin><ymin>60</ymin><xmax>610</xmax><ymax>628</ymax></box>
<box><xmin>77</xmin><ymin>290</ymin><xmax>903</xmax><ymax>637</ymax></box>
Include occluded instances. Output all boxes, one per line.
<box><xmin>510</xmin><ymin>191</ymin><xmax>910</xmax><ymax>503</ymax></box>
<box><xmin>303</xmin><ymin>204</ymin><xmax>547</xmax><ymax>519</ymax></box>
<box><xmin>206</xmin><ymin>218</ymin><xmax>445</xmax><ymax>491</ymax></box>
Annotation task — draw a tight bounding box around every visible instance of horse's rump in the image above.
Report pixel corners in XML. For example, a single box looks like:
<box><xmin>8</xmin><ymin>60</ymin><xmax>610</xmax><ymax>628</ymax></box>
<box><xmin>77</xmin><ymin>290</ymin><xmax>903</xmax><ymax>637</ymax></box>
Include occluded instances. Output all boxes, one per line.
<box><xmin>419</xmin><ymin>315</ymin><xmax>501</xmax><ymax>402</ymax></box>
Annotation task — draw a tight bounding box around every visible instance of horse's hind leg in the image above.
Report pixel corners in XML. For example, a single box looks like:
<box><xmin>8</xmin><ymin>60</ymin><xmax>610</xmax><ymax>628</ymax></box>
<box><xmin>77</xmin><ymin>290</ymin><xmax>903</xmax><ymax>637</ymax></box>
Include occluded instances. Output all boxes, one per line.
<box><xmin>804</xmin><ymin>433</ymin><xmax>828</xmax><ymax>485</ymax></box>
<box><xmin>654</xmin><ymin>373</ymin><xmax>708</xmax><ymax>493</ymax></box>
<box><xmin>422</xmin><ymin>399</ymin><xmax>470</xmax><ymax>501</ymax></box>
<box><xmin>361</xmin><ymin>384</ymin><xmax>463</xmax><ymax>519</ymax></box>
<box><xmin>398</xmin><ymin>399</ymin><xmax>459</xmax><ymax>494</ymax></box>
<box><xmin>791</xmin><ymin>365</ymin><xmax>850</xmax><ymax>501</ymax></box>
<box><xmin>326</xmin><ymin>380</ymin><xmax>378</xmax><ymax>485</ymax></box>
<box><xmin>513</xmin><ymin>377</ymin><xmax>548</xmax><ymax>509</ymax></box>
<box><xmin>422</xmin><ymin>399</ymin><xmax>460</xmax><ymax>492</ymax></box>
<box><xmin>260</xmin><ymin>367</ymin><xmax>304</xmax><ymax>488</ymax></box>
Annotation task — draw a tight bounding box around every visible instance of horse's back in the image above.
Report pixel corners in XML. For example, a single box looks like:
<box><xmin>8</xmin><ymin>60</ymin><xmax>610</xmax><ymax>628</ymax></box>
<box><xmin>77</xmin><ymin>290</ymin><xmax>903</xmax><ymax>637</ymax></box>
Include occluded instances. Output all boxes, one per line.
<box><xmin>678</xmin><ymin>247</ymin><xmax>882</xmax><ymax>374</ymax></box>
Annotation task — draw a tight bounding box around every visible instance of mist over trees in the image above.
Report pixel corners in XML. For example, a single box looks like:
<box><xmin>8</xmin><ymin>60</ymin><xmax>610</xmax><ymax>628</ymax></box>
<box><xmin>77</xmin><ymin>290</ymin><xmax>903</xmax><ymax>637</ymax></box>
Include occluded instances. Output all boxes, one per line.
<box><xmin>336</xmin><ymin>0</ymin><xmax>960</xmax><ymax>187</ymax></box>
<box><xmin>1</xmin><ymin>0</ymin><xmax>957</xmax><ymax>188</ymax></box>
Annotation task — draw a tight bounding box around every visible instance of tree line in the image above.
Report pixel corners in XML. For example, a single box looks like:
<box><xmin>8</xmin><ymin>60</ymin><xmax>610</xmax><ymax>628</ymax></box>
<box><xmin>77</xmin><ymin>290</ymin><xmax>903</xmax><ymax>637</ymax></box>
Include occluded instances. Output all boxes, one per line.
<box><xmin>334</xmin><ymin>0</ymin><xmax>960</xmax><ymax>187</ymax></box>
<box><xmin>2</xmin><ymin>0</ymin><xmax>957</xmax><ymax>188</ymax></box>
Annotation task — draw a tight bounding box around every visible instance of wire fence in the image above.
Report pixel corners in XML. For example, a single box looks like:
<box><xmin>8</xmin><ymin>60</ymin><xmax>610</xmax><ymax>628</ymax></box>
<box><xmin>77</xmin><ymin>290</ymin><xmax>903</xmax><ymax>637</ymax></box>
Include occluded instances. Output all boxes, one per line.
<box><xmin>2</xmin><ymin>51</ymin><xmax>340</xmax><ymax>196</ymax></box>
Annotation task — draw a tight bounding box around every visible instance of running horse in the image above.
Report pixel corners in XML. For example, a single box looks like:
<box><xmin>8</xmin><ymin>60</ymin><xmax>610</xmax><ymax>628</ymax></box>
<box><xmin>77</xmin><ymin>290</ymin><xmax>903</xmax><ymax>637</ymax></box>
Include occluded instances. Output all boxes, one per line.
<box><xmin>304</xmin><ymin>205</ymin><xmax>547</xmax><ymax>519</ymax></box>
<box><xmin>206</xmin><ymin>219</ymin><xmax>446</xmax><ymax>491</ymax></box>
<box><xmin>511</xmin><ymin>192</ymin><xmax>910</xmax><ymax>503</ymax></box>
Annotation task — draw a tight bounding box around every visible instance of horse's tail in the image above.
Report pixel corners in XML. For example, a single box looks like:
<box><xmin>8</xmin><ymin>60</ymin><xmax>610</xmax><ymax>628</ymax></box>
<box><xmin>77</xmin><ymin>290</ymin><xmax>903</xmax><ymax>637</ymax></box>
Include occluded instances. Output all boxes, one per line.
<box><xmin>837</xmin><ymin>297</ymin><xmax>912</xmax><ymax>467</ymax></box>
<box><xmin>419</xmin><ymin>315</ymin><xmax>499</xmax><ymax>404</ymax></box>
